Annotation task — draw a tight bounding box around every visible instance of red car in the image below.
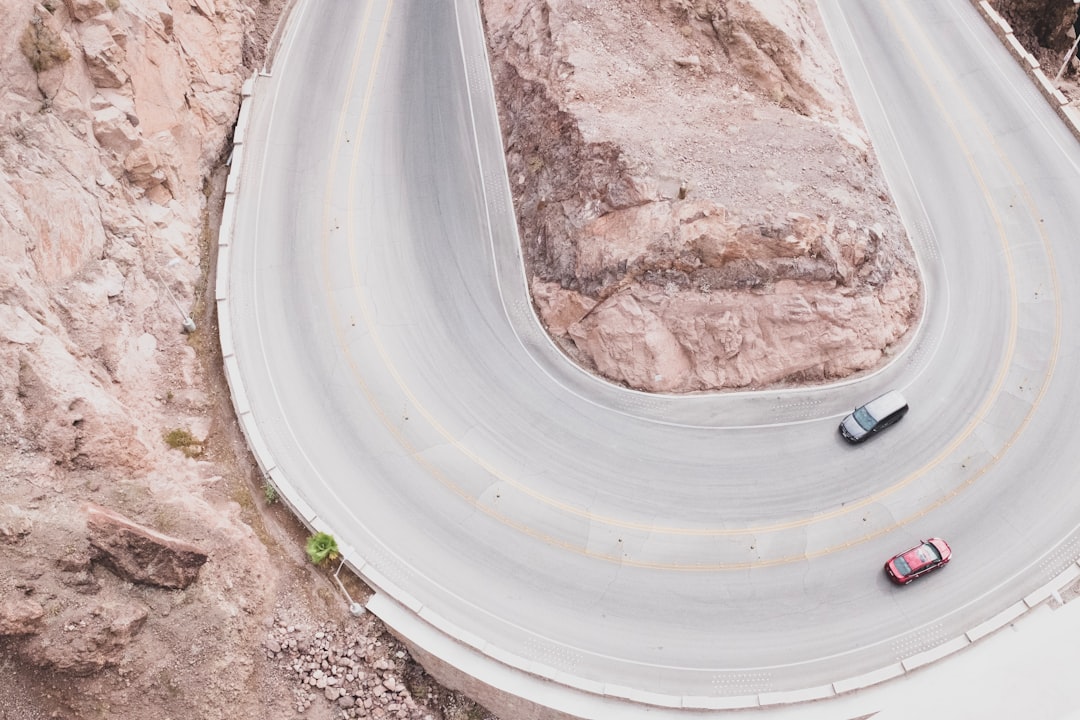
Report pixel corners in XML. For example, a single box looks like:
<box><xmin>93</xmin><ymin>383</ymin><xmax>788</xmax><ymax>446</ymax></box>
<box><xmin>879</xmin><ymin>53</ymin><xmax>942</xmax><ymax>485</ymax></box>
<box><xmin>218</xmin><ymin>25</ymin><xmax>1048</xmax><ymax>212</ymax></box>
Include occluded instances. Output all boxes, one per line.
<box><xmin>885</xmin><ymin>538</ymin><xmax>952</xmax><ymax>584</ymax></box>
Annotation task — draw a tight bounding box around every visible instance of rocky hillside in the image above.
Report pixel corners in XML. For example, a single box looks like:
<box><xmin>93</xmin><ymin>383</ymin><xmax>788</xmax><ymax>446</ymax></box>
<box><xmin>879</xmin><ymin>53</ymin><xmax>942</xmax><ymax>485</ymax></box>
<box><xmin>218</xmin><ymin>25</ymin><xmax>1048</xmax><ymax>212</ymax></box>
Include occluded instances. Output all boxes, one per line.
<box><xmin>0</xmin><ymin>1</ymin><xmax>489</xmax><ymax>719</ymax></box>
<box><xmin>0</xmin><ymin>1</ymin><xmax>302</xmax><ymax>717</ymax></box>
<box><xmin>484</xmin><ymin>0</ymin><xmax>921</xmax><ymax>392</ymax></box>
<box><xmin>2</xmin><ymin>0</ymin><xmax>1074</xmax><ymax>719</ymax></box>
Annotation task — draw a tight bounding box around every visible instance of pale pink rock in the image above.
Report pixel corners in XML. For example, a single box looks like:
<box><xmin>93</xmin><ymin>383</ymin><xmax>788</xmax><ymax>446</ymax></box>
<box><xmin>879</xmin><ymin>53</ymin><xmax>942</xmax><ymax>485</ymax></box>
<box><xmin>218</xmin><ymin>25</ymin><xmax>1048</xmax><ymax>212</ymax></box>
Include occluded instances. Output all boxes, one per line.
<box><xmin>531</xmin><ymin>280</ymin><xmax>596</xmax><ymax>336</ymax></box>
<box><xmin>569</xmin><ymin>292</ymin><xmax>693</xmax><ymax>392</ymax></box>
<box><xmin>488</xmin><ymin>0</ymin><xmax>920</xmax><ymax>391</ymax></box>
<box><xmin>0</xmin><ymin>504</ymin><xmax>33</xmax><ymax>543</ymax></box>
<box><xmin>192</xmin><ymin>0</ymin><xmax>217</xmax><ymax>19</ymax></box>
<box><xmin>80</xmin><ymin>22</ymin><xmax>128</xmax><ymax>88</ymax></box>
<box><xmin>576</xmin><ymin>203</ymin><xmax>675</xmax><ymax>282</ymax></box>
<box><xmin>11</xmin><ymin>170</ymin><xmax>108</xmax><ymax>283</ymax></box>
<box><xmin>92</xmin><ymin>103</ymin><xmax>141</xmax><ymax>153</ymax></box>
<box><xmin>0</xmin><ymin>0</ymin><xmax>284</xmax><ymax>707</ymax></box>
<box><xmin>63</xmin><ymin>0</ymin><xmax>110</xmax><ymax>23</ymax></box>
<box><xmin>0</xmin><ymin>595</ymin><xmax>45</xmax><ymax>636</ymax></box>
<box><xmin>123</xmin><ymin>144</ymin><xmax>167</xmax><ymax>190</ymax></box>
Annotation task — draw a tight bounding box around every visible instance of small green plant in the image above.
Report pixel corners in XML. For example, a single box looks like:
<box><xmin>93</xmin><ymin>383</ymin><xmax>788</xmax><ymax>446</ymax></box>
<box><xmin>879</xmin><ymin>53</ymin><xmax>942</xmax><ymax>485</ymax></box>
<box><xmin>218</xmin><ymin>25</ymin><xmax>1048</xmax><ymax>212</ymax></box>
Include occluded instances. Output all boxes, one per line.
<box><xmin>20</xmin><ymin>17</ymin><xmax>71</xmax><ymax>73</ymax></box>
<box><xmin>163</xmin><ymin>428</ymin><xmax>203</xmax><ymax>458</ymax></box>
<box><xmin>106</xmin><ymin>0</ymin><xmax>120</xmax><ymax>10</ymax></box>
<box><xmin>262</xmin><ymin>481</ymin><xmax>278</xmax><ymax>504</ymax></box>
<box><xmin>305</xmin><ymin>532</ymin><xmax>339</xmax><ymax>565</ymax></box>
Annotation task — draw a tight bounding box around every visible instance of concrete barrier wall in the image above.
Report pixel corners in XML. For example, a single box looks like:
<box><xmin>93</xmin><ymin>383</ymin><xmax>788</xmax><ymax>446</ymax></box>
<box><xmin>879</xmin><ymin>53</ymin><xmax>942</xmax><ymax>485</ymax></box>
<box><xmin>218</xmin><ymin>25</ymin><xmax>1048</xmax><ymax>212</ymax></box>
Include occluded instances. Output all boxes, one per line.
<box><xmin>215</xmin><ymin>6</ymin><xmax>351</xmax><ymax>596</ymax></box>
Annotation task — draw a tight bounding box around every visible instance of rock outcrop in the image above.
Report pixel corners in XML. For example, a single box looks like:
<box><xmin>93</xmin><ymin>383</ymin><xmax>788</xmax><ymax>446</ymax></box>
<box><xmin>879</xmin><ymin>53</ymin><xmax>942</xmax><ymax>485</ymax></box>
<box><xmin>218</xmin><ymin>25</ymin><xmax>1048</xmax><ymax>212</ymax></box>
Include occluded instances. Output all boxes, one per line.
<box><xmin>485</xmin><ymin>0</ymin><xmax>921</xmax><ymax>392</ymax></box>
<box><xmin>87</xmin><ymin>503</ymin><xmax>208</xmax><ymax>589</ymax></box>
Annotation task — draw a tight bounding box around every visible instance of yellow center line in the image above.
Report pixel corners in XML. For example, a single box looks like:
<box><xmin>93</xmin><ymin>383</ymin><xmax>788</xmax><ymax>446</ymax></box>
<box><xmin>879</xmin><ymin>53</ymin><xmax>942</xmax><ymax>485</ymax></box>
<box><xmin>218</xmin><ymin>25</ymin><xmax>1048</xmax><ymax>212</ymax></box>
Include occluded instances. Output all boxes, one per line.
<box><xmin>316</xmin><ymin>2</ymin><xmax>1062</xmax><ymax>569</ymax></box>
<box><xmin>320</xmin><ymin>1</ymin><xmax>501</xmax><ymax>517</ymax></box>
<box><xmin>866</xmin><ymin>0</ymin><xmax>1063</xmax><ymax>532</ymax></box>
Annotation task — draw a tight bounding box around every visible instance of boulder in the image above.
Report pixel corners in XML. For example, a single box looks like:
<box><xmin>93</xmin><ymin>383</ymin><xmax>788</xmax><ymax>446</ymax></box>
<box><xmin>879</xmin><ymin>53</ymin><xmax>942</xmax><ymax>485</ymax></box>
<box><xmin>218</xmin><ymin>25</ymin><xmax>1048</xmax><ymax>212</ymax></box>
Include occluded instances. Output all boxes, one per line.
<box><xmin>80</xmin><ymin>22</ymin><xmax>128</xmax><ymax>88</ymax></box>
<box><xmin>568</xmin><ymin>291</ymin><xmax>693</xmax><ymax>392</ymax></box>
<box><xmin>122</xmin><ymin>145</ymin><xmax>167</xmax><ymax>190</ymax></box>
<box><xmin>530</xmin><ymin>280</ymin><xmax>596</xmax><ymax>336</ymax></box>
<box><xmin>92</xmin><ymin>102</ymin><xmax>140</xmax><ymax>154</ymax></box>
<box><xmin>18</xmin><ymin>601</ymin><xmax>148</xmax><ymax>675</ymax></box>
<box><xmin>86</xmin><ymin>503</ymin><xmax>208</xmax><ymax>589</ymax></box>
<box><xmin>0</xmin><ymin>504</ymin><xmax>33</xmax><ymax>542</ymax></box>
<box><xmin>0</xmin><ymin>595</ymin><xmax>45</xmax><ymax>636</ymax></box>
<box><xmin>63</xmin><ymin>0</ymin><xmax>110</xmax><ymax>23</ymax></box>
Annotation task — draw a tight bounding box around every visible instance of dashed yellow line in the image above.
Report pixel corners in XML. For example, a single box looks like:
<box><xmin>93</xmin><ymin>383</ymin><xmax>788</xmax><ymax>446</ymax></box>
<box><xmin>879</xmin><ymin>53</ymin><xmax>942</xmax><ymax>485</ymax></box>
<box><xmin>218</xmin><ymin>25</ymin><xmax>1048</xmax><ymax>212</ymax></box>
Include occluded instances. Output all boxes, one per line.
<box><xmin>315</xmin><ymin>2</ymin><xmax>1062</xmax><ymax>569</ymax></box>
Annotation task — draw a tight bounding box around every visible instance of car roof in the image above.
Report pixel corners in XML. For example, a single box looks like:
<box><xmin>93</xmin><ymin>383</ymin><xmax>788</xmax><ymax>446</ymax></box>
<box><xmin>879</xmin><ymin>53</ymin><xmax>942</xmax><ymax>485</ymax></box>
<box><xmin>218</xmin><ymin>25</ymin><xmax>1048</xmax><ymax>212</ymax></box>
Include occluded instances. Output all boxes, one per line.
<box><xmin>900</xmin><ymin>543</ymin><xmax>938</xmax><ymax>570</ymax></box>
<box><xmin>865</xmin><ymin>390</ymin><xmax>907</xmax><ymax>417</ymax></box>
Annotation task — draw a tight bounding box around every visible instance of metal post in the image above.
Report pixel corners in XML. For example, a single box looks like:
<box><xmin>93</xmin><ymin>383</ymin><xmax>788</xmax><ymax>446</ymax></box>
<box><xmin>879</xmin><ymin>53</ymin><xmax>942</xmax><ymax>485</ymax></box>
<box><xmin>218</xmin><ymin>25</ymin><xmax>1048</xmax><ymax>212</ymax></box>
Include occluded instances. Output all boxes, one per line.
<box><xmin>1053</xmin><ymin>30</ymin><xmax>1080</xmax><ymax>84</ymax></box>
<box><xmin>334</xmin><ymin>560</ymin><xmax>367</xmax><ymax>616</ymax></box>
<box><xmin>160</xmin><ymin>278</ymin><xmax>197</xmax><ymax>333</ymax></box>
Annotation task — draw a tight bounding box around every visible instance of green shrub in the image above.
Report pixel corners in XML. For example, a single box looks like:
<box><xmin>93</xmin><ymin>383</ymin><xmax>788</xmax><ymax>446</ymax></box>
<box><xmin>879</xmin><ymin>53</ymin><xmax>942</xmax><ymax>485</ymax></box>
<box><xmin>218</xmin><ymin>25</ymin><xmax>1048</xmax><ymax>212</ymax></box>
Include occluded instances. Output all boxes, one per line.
<box><xmin>305</xmin><ymin>532</ymin><xmax>339</xmax><ymax>565</ymax></box>
<box><xmin>20</xmin><ymin>18</ymin><xmax>71</xmax><ymax>73</ymax></box>
<box><xmin>262</xmin><ymin>482</ymin><xmax>278</xmax><ymax>504</ymax></box>
<box><xmin>163</xmin><ymin>428</ymin><xmax>204</xmax><ymax>458</ymax></box>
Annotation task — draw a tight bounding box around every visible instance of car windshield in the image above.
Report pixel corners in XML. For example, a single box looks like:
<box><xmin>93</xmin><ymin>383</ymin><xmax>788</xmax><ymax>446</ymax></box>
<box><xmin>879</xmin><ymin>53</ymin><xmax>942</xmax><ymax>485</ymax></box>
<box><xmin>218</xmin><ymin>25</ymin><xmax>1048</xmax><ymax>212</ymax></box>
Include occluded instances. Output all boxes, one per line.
<box><xmin>852</xmin><ymin>406</ymin><xmax>877</xmax><ymax>431</ymax></box>
<box><xmin>914</xmin><ymin>544</ymin><xmax>941</xmax><ymax>564</ymax></box>
<box><xmin>896</xmin><ymin>544</ymin><xmax>941</xmax><ymax>575</ymax></box>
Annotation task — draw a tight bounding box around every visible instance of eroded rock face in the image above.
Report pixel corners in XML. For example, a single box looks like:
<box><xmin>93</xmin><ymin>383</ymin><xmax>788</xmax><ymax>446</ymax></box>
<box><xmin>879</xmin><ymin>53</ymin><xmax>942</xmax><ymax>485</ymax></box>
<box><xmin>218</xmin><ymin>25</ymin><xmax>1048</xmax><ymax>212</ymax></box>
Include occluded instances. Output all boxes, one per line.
<box><xmin>87</xmin><ymin>504</ymin><xmax>208</xmax><ymax>589</ymax></box>
<box><xmin>485</xmin><ymin>0</ymin><xmax>921</xmax><ymax>391</ymax></box>
<box><xmin>0</xmin><ymin>0</ymin><xmax>253</xmax><ymax>476</ymax></box>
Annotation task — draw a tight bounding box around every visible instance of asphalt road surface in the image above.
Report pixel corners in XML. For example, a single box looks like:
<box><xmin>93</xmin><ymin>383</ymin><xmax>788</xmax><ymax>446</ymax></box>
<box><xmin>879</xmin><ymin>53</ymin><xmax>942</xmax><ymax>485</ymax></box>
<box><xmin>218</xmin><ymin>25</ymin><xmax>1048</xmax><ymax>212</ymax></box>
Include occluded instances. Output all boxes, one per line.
<box><xmin>223</xmin><ymin>0</ymin><xmax>1080</xmax><ymax>710</ymax></box>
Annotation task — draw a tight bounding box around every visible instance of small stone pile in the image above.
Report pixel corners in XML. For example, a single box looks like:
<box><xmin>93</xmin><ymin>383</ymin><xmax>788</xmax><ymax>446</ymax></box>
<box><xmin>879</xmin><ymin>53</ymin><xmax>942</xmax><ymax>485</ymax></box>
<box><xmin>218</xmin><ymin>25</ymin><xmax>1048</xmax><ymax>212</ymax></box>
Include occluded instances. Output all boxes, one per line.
<box><xmin>264</xmin><ymin>617</ymin><xmax>433</xmax><ymax>720</ymax></box>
